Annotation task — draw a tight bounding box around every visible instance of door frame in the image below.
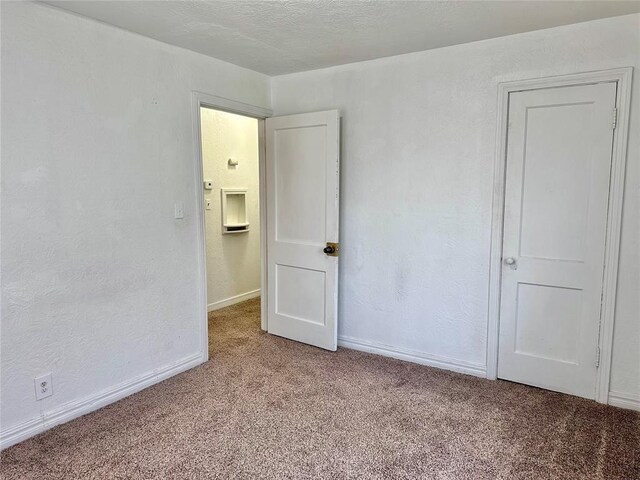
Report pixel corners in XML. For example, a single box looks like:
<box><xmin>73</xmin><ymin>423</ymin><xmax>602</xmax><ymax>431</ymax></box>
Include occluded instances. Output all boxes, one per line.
<box><xmin>192</xmin><ymin>92</ymin><xmax>273</xmax><ymax>362</ymax></box>
<box><xmin>486</xmin><ymin>67</ymin><xmax>633</xmax><ymax>404</ymax></box>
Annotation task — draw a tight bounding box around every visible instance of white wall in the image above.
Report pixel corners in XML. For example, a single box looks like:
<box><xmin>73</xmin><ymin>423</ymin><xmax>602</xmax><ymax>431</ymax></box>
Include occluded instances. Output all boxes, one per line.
<box><xmin>271</xmin><ymin>14</ymin><xmax>640</xmax><ymax>399</ymax></box>
<box><xmin>201</xmin><ymin>109</ymin><xmax>260</xmax><ymax>309</ymax></box>
<box><xmin>0</xmin><ymin>2</ymin><xmax>270</xmax><ymax>446</ymax></box>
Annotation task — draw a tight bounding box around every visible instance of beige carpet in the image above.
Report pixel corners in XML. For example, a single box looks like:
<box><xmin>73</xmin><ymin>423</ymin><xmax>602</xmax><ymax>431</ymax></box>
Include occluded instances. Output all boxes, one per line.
<box><xmin>1</xmin><ymin>298</ymin><xmax>639</xmax><ymax>479</ymax></box>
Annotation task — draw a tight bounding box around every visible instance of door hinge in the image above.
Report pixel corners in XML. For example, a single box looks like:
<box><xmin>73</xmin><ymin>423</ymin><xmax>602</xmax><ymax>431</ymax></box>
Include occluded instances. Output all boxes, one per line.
<box><xmin>595</xmin><ymin>346</ymin><xmax>601</xmax><ymax>368</ymax></box>
<box><xmin>612</xmin><ymin>107</ymin><xmax>618</xmax><ymax>130</ymax></box>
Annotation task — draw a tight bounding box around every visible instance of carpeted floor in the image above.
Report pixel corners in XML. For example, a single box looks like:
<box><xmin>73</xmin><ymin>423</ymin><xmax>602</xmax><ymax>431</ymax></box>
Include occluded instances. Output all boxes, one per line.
<box><xmin>1</xmin><ymin>298</ymin><xmax>639</xmax><ymax>479</ymax></box>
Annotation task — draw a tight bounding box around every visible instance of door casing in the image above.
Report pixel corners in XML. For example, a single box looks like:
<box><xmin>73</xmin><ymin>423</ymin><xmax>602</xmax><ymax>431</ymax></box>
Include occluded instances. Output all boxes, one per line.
<box><xmin>192</xmin><ymin>92</ymin><xmax>273</xmax><ymax>363</ymax></box>
<box><xmin>486</xmin><ymin>68</ymin><xmax>633</xmax><ymax>405</ymax></box>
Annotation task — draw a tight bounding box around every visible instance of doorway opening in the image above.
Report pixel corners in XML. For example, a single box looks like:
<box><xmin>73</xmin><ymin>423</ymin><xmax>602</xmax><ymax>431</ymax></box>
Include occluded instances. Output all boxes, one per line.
<box><xmin>193</xmin><ymin>93</ymin><xmax>341</xmax><ymax>357</ymax></box>
<box><xmin>193</xmin><ymin>93</ymin><xmax>272</xmax><ymax>361</ymax></box>
<box><xmin>200</xmin><ymin>107</ymin><xmax>261</xmax><ymax>314</ymax></box>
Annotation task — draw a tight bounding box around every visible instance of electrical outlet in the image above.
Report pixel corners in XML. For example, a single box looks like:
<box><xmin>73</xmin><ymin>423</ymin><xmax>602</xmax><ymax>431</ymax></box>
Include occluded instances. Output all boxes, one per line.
<box><xmin>34</xmin><ymin>373</ymin><xmax>53</xmax><ymax>400</ymax></box>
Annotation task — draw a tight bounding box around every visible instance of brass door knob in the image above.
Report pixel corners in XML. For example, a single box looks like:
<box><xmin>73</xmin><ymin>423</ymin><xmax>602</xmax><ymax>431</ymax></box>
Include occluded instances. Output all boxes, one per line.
<box><xmin>323</xmin><ymin>242</ymin><xmax>339</xmax><ymax>257</ymax></box>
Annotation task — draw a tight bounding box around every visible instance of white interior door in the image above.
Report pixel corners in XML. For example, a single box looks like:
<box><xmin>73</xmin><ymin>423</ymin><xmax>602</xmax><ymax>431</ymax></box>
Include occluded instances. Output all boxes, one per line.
<box><xmin>265</xmin><ymin>110</ymin><xmax>340</xmax><ymax>351</ymax></box>
<box><xmin>498</xmin><ymin>82</ymin><xmax>617</xmax><ymax>399</ymax></box>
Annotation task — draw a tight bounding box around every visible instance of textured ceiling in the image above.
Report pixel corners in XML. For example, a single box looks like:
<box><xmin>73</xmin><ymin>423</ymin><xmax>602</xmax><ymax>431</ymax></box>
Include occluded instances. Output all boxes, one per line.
<box><xmin>44</xmin><ymin>1</ymin><xmax>640</xmax><ymax>76</ymax></box>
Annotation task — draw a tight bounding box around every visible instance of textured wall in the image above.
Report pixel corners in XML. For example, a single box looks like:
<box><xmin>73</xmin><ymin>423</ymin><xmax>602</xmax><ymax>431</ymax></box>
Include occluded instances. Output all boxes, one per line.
<box><xmin>271</xmin><ymin>14</ymin><xmax>640</xmax><ymax>398</ymax></box>
<box><xmin>0</xmin><ymin>2</ymin><xmax>270</xmax><ymax>437</ymax></box>
<box><xmin>200</xmin><ymin>109</ymin><xmax>260</xmax><ymax>307</ymax></box>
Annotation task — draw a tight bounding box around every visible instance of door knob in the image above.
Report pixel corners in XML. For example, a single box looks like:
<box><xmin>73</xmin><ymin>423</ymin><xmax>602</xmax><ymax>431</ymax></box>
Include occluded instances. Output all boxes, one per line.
<box><xmin>504</xmin><ymin>257</ymin><xmax>517</xmax><ymax>269</ymax></box>
<box><xmin>323</xmin><ymin>242</ymin><xmax>339</xmax><ymax>257</ymax></box>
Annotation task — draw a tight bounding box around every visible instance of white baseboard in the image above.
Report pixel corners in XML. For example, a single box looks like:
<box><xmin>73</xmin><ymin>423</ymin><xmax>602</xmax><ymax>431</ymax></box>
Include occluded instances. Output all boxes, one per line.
<box><xmin>207</xmin><ymin>289</ymin><xmax>260</xmax><ymax>312</ymax></box>
<box><xmin>0</xmin><ymin>352</ymin><xmax>204</xmax><ymax>450</ymax></box>
<box><xmin>608</xmin><ymin>391</ymin><xmax>640</xmax><ymax>411</ymax></box>
<box><xmin>337</xmin><ymin>336</ymin><xmax>486</xmax><ymax>378</ymax></box>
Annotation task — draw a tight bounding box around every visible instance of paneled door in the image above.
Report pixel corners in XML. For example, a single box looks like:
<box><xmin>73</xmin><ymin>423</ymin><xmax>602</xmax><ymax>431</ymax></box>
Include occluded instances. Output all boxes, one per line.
<box><xmin>265</xmin><ymin>110</ymin><xmax>340</xmax><ymax>350</ymax></box>
<box><xmin>498</xmin><ymin>83</ymin><xmax>617</xmax><ymax>399</ymax></box>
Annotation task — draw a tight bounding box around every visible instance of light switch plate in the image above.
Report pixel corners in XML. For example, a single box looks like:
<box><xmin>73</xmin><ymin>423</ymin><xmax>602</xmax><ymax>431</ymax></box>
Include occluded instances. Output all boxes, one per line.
<box><xmin>205</xmin><ymin>199</ymin><xmax>211</xmax><ymax>210</ymax></box>
<box><xmin>174</xmin><ymin>202</ymin><xmax>184</xmax><ymax>219</ymax></box>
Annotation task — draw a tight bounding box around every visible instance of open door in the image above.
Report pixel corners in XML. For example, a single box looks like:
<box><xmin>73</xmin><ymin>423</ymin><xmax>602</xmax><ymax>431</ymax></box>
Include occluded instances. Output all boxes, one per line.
<box><xmin>265</xmin><ymin>110</ymin><xmax>340</xmax><ymax>351</ymax></box>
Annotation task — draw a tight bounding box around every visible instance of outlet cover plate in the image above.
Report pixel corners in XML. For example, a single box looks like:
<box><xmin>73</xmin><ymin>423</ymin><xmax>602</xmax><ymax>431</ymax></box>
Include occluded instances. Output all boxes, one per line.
<box><xmin>34</xmin><ymin>373</ymin><xmax>53</xmax><ymax>400</ymax></box>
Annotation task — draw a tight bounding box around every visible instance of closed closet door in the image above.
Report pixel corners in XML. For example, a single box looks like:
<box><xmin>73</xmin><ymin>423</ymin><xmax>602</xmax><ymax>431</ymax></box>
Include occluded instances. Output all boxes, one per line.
<box><xmin>498</xmin><ymin>82</ymin><xmax>616</xmax><ymax>399</ymax></box>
